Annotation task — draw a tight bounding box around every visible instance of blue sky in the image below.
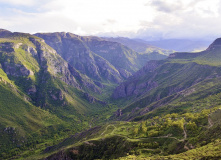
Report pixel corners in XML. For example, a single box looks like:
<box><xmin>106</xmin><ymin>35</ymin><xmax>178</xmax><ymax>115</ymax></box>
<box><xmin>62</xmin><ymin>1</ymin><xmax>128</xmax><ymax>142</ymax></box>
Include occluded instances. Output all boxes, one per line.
<box><xmin>0</xmin><ymin>0</ymin><xmax>221</xmax><ymax>40</ymax></box>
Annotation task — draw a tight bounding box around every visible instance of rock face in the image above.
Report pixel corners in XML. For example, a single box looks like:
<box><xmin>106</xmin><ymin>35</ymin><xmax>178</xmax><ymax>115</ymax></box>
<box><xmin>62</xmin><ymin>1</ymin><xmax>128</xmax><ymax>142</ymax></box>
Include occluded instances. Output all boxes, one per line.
<box><xmin>113</xmin><ymin>60</ymin><xmax>221</xmax><ymax>102</ymax></box>
<box><xmin>0</xmin><ymin>30</ymin><xmax>106</xmax><ymax>111</ymax></box>
<box><xmin>112</xmin><ymin>60</ymin><xmax>160</xmax><ymax>99</ymax></box>
<box><xmin>80</xmin><ymin>36</ymin><xmax>140</xmax><ymax>73</ymax></box>
<box><xmin>114</xmin><ymin>109</ymin><xmax>122</xmax><ymax>117</ymax></box>
<box><xmin>0</xmin><ymin>31</ymin><xmax>111</xmax><ymax>155</ymax></box>
<box><xmin>35</xmin><ymin>32</ymin><xmax>151</xmax><ymax>85</ymax></box>
<box><xmin>83</xmin><ymin>93</ymin><xmax>106</xmax><ymax>104</ymax></box>
<box><xmin>35</xmin><ymin>33</ymin><xmax>124</xmax><ymax>83</ymax></box>
<box><xmin>29</xmin><ymin>37</ymin><xmax>80</xmax><ymax>88</ymax></box>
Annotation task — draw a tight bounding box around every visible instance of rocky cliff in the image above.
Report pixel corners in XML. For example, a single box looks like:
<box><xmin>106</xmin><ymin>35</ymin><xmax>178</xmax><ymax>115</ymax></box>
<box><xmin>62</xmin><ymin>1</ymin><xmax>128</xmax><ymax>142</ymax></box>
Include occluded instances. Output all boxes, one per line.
<box><xmin>35</xmin><ymin>33</ymin><xmax>127</xmax><ymax>83</ymax></box>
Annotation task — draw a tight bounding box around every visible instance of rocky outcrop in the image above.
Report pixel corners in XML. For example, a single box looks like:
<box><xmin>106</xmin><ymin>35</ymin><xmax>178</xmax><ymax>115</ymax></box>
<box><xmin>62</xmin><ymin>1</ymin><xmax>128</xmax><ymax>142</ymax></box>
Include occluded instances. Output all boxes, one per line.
<box><xmin>0</xmin><ymin>42</ymin><xmax>15</xmax><ymax>52</ymax></box>
<box><xmin>29</xmin><ymin>37</ymin><xmax>80</xmax><ymax>88</ymax></box>
<box><xmin>68</xmin><ymin>64</ymin><xmax>101</xmax><ymax>93</ymax></box>
<box><xmin>114</xmin><ymin>109</ymin><xmax>122</xmax><ymax>117</ymax></box>
<box><xmin>83</xmin><ymin>93</ymin><xmax>106</xmax><ymax>104</ymax></box>
<box><xmin>2</xmin><ymin>62</ymin><xmax>33</xmax><ymax>77</ymax></box>
<box><xmin>25</xmin><ymin>46</ymin><xmax>37</xmax><ymax>56</ymax></box>
<box><xmin>44</xmin><ymin>150</ymin><xmax>72</xmax><ymax>160</ymax></box>
<box><xmin>118</xmin><ymin>68</ymin><xmax>132</xmax><ymax>78</ymax></box>
<box><xmin>27</xmin><ymin>85</ymin><xmax>37</xmax><ymax>94</ymax></box>
<box><xmin>113</xmin><ymin>61</ymin><xmax>160</xmax><ymax>99</ymax></box>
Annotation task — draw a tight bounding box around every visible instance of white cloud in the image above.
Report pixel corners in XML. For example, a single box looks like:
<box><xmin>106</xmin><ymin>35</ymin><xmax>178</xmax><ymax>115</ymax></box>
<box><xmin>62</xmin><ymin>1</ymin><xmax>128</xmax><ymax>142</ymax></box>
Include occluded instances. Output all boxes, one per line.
<box><xmin>0</xmin><ymin>0</ymin><xmax>36</xmax><ymax>6</ymax></box>
<box><xmin>0</xmin><ymin>0</ymin><xmax>221</xmax><ymax>40</ymax></box>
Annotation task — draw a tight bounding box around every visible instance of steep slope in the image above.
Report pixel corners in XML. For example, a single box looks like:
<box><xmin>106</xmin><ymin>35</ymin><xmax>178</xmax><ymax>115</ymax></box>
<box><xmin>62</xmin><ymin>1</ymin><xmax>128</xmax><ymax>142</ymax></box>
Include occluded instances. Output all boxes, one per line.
<box><xmin>80</xmin><ymin>36</ymin><xmax>140</xmax><ymax>73</ymax></box>
<box><xmin>0</xmin><ymin>30</ymin><xmax>104</xmax><ymax>113</ymax></box>
<box><xmin>35</xmin><ymin>33</ymin><xmax>165</xmax><ymax>85</ymax></box>
<box><xmin>0</xmin><ymin>66</ymin><xmax>64</xmax><ymax>152</ymax></box>
<box><xmin>0</xmin><ymin>29</ymin><xmax>111</xmax><ymax>159</ymax></box>
<box><xmin>112</xmin><ymin>38</ymin><xmax>221</xmax><ymax>120</ymax></box>
<box><xmin>35</xmin><ymin>32</ymin><xmax>134</xmax><ymax>83</ymax></box>
<box><xmin>0</xmin><ymin>30</ymin><xmax>65</xmax><ymax>159</ymax></box>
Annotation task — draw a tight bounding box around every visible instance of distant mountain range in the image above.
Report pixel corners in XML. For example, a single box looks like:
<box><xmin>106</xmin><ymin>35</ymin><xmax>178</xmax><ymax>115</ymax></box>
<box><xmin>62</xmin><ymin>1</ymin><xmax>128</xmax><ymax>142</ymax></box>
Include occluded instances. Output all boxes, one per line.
<box><xmin>104</xmin><ymin>37</ymin><xmax>212</xmax><ymax>52</ymax></box>
<box><xmin>146</xmin><ymin>39</ymin><xmax>212</xmax><ymax>52</ymax></box>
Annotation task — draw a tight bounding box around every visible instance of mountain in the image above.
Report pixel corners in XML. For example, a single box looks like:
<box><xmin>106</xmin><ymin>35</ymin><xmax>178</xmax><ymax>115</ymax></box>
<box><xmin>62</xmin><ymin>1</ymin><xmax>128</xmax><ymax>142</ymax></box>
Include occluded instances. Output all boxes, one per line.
<box><xmin>112</xmin><ymin>38</ymin><xmax>221</xmax><ymax>120</ymax></box>
<box><xmin>0</xmin><ymin>29</ymin><xmax>111</xmax><ymax>159</ymax></box>
<box><xmin>35</xmin><ymin>33</ymin><xmax>170</xmax><ymax>86</ymax></box>
<box><xmin>146</xmin><ymin>39</ymin><xmax>212</xmax><ymax>52</ymax></box>
<box><xmin>103</xmin><ymin>37</ymin><xmax>172</xmax><ymax>56</ymax></box>
<box><xmin>40</xmin><ymin>38</ymin><xmax>221</xmax><ymax>160</ymax></box>
<box><xmin>35</xmin><ymin>33</ymin><xmax>139</xmax><ymax>82</ymax></box>
<box><xmin>1</xmin><ymin>29</ymin><xmax>221</xmax><ymax>160</ymax></box>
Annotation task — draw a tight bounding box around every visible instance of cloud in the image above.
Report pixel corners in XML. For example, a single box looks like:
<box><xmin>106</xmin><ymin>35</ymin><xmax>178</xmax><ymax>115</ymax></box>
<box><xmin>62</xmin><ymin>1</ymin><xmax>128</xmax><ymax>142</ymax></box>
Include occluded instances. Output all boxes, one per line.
<box><xmin>0</xmin><ymin>0</ymin><xmax>221</xmax><ymax>40</ymax></box>
<box><xmin>149</xmin><ymin>0</ymin><xmax>183</xmax><ymax>13</ymax></box>
<box><xmin>106</xmin><ymin>19</ymin><xmax>117</xmax><ymax>24</ymax></box>
<box><xmin>0</xmin><ymin>0</ymin><xmax>35</xmax><ymax>6</ymax></box>
<box><xmin>135</xmin><ymin>0</ymin><xmax>221</xmax><ymax>40</ymax></box>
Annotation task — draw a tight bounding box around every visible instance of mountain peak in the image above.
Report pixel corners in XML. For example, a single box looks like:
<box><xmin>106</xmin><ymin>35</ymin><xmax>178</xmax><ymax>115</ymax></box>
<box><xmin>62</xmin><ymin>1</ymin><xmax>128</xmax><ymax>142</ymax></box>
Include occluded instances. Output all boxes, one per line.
<box><xmin>206</xmin><ymin>38</ymin><xmax>221</xmax><ymax>51</ymax></box>
<box><xmin>0</xmin><ymin>28</ymin><xmax>10</xmax><ymax>32</ymax></box>
<box><xmin>0</xmin><ymin>29</ymin><xmax>12</xmax><ymax>37</ymax></box>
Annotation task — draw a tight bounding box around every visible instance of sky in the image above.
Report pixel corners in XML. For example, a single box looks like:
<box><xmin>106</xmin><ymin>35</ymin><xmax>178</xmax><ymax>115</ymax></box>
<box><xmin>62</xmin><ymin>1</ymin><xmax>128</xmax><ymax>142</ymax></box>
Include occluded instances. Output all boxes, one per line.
<box><xmin>0</xmin><ymin>0</ymin><xmax>221</xmax><ymax>40</ymax></box>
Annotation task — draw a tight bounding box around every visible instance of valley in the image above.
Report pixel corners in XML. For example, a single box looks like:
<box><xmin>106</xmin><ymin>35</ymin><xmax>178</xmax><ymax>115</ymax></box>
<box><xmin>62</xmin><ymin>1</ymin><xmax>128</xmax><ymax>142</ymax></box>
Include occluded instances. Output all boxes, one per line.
<box><xmin>0</xmin><ymin>29</ymin><xmax>221</xmax><ymax>160</ymax></box>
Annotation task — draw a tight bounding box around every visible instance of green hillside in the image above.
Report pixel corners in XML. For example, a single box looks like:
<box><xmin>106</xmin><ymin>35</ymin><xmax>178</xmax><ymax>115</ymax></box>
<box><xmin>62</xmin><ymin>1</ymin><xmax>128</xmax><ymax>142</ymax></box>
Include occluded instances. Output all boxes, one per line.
<box><xmin>40</xmin><ymin>103</ymin><xmax>221</xmax><ymax>160</ymax></box>
<box><xmin>0</xmin><ymin>30</ymin><xmax>114</xmax><ymax>159</ymax></box>
<box><xmin>112</xmin><ymin>38</ymin><xmax>221</xmax><ymax>120</ymax></box>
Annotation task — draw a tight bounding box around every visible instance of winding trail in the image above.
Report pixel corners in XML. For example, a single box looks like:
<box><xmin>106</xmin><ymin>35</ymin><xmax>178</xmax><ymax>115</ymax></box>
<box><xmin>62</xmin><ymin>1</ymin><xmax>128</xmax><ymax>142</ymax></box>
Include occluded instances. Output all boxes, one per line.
<box><xmin>98</xmin><ymin>124</ymin><xmax>189</xmax><ymax>153</ymax></box>
<box><xmin>183</xmin><ymin>124</ymin><xmax>187</xmax><ymax>140</ymax></box>
<box><xmin>100</xmin><ymin>124</ymin><xmax>116</xmax><ymax>136</ymax></box>
<box><xmin>101</xmin><ymin>124</ymin><xmax>187</xmax><ymax>142</ymax></box>
<box><xmin>208</xmin><ymin>116</ymin><xmax>213</xmax><ymax>128</ymax></box>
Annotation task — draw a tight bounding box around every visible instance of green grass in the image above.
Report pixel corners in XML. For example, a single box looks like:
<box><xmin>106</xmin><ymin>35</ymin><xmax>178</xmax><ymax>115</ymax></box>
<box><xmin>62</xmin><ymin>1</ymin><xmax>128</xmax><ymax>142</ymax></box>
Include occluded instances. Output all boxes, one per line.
<box><xmin>0</xmin><ymin>33</ymin><xmax>121</xmax><ymax>159</ymax></box>
<box><xmin>37</xmin><ymin>104</ymin><xmax>221</xmax><ymax>160</ymax></box>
